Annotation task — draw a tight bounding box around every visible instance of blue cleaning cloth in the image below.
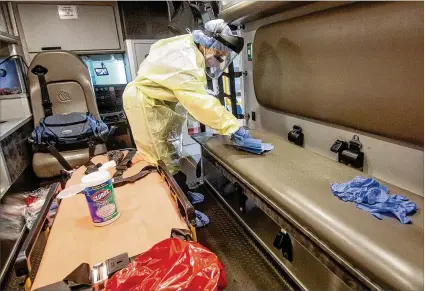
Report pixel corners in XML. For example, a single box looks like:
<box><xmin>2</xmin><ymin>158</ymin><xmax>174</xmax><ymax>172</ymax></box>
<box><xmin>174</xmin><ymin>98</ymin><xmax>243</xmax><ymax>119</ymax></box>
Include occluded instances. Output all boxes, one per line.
<box><xmin>331</xmin><ymin>176</ymin><xmax>418</xmax><ymax>224</ymax></box>
<box><xmin>231</xmin><ymin>128</ymin><xmax>274</xmax><ymax>155</ymax></box>
<box><xmin>235</xmin><ymin>143</ymin><xmax>275</xmax><ymax>154</ymax></box>
<box><xmin>187</xmin><ymin>191</ymin><xmax>204</xmax><ymax>205</ymax></box>
<box><xmin>235</xmin><ymin>137</ymin><xmax>263</xmax><ymax>149</ymax></box>
<box><xmin>195</xmin><ymin>210</ymin><xmax>209</xmax><ymax>228</ymax></box>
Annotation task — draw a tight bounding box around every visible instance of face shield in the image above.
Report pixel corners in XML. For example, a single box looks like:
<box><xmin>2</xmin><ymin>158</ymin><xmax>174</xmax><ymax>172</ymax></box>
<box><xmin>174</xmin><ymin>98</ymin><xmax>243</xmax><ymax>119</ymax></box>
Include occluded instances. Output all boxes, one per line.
<box><xmin>201</xmin><ymin>28</ymin><xmax>244</xmax><ymax>79</ymax></box>
<box><xmin>204</xmin><ymin>44</ymin><xmax>239</xmax><ymax>79</ymax></box>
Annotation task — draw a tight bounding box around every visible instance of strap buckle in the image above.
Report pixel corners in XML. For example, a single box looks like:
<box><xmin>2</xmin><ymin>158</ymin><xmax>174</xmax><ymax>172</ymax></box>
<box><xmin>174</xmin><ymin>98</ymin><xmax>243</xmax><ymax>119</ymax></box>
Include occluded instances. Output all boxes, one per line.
<box><xmin>91</xmin><ymin>262</ymin><xmax>107</xmax><ymax>285</ymax></box>
<box><xmin>91</xmin><ymin>253</ymin><xmax>130</xmax><ymax>284</ymax></box>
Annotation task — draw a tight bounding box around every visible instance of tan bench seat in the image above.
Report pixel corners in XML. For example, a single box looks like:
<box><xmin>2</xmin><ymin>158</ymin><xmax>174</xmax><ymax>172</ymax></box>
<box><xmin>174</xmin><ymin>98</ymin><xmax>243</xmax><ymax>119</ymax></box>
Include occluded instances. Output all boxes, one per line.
<box><xmin>203</xmin><ymin>130</ymin><xmax>423</xmax><ymax>290</ymax></box>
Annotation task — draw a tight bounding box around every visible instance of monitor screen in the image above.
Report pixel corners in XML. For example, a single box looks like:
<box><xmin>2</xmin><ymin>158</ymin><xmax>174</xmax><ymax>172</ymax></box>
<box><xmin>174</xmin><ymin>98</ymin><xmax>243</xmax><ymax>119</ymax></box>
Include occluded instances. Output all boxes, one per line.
<box><xmin>0</xmin><ymin>58</ymin><xmax>23</xmax><ymax>95</ymax></box>
<box><xmin>80</xmin><ymin>54</ymin><xmax>129</xmax><ymax>85</ymax></box>
<box><xmin>94</xmin><ymin>67</ymin><xmax>109</xmax><ymax>76</ymax></box>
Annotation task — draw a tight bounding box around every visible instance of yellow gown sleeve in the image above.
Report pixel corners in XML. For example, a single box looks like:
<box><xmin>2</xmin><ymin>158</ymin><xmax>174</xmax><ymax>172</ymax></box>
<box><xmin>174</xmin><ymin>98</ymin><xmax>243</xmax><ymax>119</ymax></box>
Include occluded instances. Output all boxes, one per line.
<box><xmin>173</xmin><ymin>86</ymin><xmax>240</xmax><ymax>135</ymax></box>
<box><xmin>136</xmin><ymin>35</ymin><xmax>240</xmax><ymax>135</ymax></box>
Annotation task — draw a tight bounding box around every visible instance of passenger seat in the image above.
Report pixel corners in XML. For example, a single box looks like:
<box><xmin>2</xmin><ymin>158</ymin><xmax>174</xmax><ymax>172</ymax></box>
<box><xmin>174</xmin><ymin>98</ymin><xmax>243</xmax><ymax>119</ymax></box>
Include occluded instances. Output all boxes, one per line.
<box><xmin>28</xmin><ymin>51</ymin><xmax>105</xmax><ymax>178</ymax></box>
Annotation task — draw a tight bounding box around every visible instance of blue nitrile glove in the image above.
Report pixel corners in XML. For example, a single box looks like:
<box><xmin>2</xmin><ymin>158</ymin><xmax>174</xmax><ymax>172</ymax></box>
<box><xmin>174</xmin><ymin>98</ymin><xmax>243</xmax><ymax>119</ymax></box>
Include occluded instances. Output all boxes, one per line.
<box><xmin>357</xmin><ymin>200</ymin><xmax>417</xmax><ymax>224</ymax></box>
<box><xmin>330</xmin><ymin>176</ymin><xmax>418</xmax><ymax>224</ymax></box>
<box><xmin>231</xmin><ymin>127</ymin><xmax>274</xmax><ymax>154</ymax></box>
<box><xmin>233</xmin><ymin>127</ymin><xmax>252</xmax><ymax>141</ymax></box>
<box><xmin>330</xmin><ymin>177</ymin><xmax>388</xmax><ymax>203</ymax></box>
<box><xmin>187</xmin><ymin>191</ymin><xmax>204</xmax><ymax>205</ymax></box>
<box><xmin>195</xmin><ymin>210</ymin><xmax>209</xmax><ymax>228</ymax></box>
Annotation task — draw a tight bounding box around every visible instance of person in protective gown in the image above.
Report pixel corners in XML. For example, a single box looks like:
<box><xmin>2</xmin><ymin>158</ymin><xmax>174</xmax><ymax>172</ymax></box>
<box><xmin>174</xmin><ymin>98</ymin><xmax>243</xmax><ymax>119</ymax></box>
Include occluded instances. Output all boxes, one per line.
<box><xmin>123</xmin><ymin>19</ymin><xmax>244</xmax><ymax>227</ymax></box>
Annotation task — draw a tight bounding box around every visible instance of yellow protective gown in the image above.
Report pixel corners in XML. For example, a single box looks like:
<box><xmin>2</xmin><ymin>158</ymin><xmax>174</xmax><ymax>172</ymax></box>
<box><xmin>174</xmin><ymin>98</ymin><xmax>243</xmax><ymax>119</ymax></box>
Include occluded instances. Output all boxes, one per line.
<box><xmin>123</xmin><ymin>34</ymin><xmax>240</xmax><ymax>173</ymax></box>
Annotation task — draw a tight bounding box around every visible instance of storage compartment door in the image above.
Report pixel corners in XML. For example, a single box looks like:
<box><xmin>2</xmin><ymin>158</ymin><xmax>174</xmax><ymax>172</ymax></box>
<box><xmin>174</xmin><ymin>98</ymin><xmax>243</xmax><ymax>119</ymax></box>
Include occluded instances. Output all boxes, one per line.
<box><xmin>17</xmin><ymin>4</ymin><xmax>121</xmax><ymax>52</ymax></box>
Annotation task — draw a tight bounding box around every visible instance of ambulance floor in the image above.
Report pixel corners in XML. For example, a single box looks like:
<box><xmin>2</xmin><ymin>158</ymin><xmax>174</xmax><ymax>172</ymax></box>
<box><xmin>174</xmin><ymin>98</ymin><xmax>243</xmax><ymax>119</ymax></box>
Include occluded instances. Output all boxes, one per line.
<box><xmin>195</xmin><ymin>188</ymin><xmax>292</xmax><ymax>291</ymax></box>
<box><xmin>180</xmin><ymin>158</ymin><xmax>291</xmax><ymax>291</ymax></box>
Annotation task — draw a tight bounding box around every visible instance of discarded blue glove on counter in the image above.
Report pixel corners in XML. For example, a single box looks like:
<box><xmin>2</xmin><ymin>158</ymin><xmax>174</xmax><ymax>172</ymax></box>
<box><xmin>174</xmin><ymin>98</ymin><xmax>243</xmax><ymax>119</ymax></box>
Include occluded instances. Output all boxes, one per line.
<box><xmin>331</xmin><ymin>176</ymin><xmax>417</xmax><ymax>224</ymax></box>
<box><xmin>231</xmin><ymin>128</ymin><xmax>274</xmax><ymax>155</ymax></box>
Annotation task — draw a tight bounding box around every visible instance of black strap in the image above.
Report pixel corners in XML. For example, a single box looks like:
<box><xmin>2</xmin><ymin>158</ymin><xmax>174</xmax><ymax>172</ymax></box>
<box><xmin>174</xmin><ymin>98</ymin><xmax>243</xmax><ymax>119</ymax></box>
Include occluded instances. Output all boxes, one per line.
<box><xmin>107</xmin><ymin>150</ymin><xmax>124</xmax><ymax>165</ymax></box>
<box><xmin>84</xmin><ymin>163</ymin><xmax>102</xmax><ymax>175</ymax></box>
<box><xmin>84</xmin><ymin>142</ymin><xmax>98</xmax><ymax>174</ymax></box>
<box><xmin>170</xmin><ymin>228</ymin><xmax>193</xmax><ymax>241</ymax></box>
<box><xmin>47</xmin><ymin>143</ymin><xmax>73</xmax><ymax>171</ymax></box>
<box><xmin>112</xmin><ymin>165</ymin><xmax>157</xmax><ymax>187</ymax></box>
<box><xmin>196</xmin><ymin>160</ymin><xmax>202</xmax><ymax>178</ymax></box>
<box><xmin>31</xmin><ymin>65</ymin><xmax>52</xmax><ymax>116</ymax></box>
<box><xmin>88</xmin><ymin>142</ymin><xmax>95</xmax><ymax>159</ymax></box>
<box><xmin>113</xmin><ymin>150</ymin><xmax>137</xmax><ymax>178</ymax></box>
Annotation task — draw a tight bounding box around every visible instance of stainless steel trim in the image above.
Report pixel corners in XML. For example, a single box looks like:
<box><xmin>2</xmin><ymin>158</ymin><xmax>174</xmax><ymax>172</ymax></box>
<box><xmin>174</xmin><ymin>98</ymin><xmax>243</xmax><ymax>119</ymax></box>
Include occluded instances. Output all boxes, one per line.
<box><xmin>0</xmin><ymin>93</ymin><xmax>28</xmax><ymax>100</ymax></box>
<box><xmin>0</xmin><ymin>145</ymin><xmax>11</xmax><ymax>200</ymax></box>
<box><xmin>7</xmin><ymin>2</ymin><xmax>18</xmax><ymax>36</ymax></box>
<box><xmin>0</xmin><ymin>30</ymin><xmax>18</xmax><ymax>44</ymax></box>
<box><xmin>0</xmin><ymin>226</ymin><xmax>27</xmax><ymax>283</ymax></box>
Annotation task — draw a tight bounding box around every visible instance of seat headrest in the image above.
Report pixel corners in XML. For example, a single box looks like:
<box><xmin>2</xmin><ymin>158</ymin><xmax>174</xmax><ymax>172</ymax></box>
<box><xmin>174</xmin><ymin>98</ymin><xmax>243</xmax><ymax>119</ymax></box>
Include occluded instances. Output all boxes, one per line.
<box><xmin>29</xmin><ymin>51</ymin><xmax>89</xmax><ymax>83</ymax></box>
<box><xmin>28</xmin><ymin>51</ymin><xmax>100</xmax><ymax>125</ymax></box>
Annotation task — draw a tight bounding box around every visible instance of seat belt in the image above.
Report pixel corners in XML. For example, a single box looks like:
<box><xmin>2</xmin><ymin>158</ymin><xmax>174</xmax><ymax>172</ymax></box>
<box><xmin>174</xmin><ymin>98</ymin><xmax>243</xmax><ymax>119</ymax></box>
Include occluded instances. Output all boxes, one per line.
<box><xmin>47</xmin><ymin>142</ymin><xmax>73</xmax><ymax>171</ymax></box>
<box><xmin>112</xmin><ymin>150</ymin><xmax>137</xmax><ymax>178</ymax></box>
<box><xmin>84</xmin><ymin>149</ymin><xmax>136</xmax><ymax>177</ymax></box>
<box><xmin>83</xmin><ymin>150</ymin><xmax>155</xmax><ymax>187</ymax></box>
<box><xmin>84</xmin><ymin>142</ymin><xmax>98</xmax><ymax>174</ymax></box>
<box><xmin>31</xmin><ymin>65</ymin><xmax>53</xmax><ymax>117</ymax></box>
<box><xmin>47</xmin><ymin>141</ymin><xmax>96</xmax><ymax>175</ymax></box>
<box><xmin>112</xmin><ymin>165</ymin><xmax>157</xmax><ymax>187</ymax></box>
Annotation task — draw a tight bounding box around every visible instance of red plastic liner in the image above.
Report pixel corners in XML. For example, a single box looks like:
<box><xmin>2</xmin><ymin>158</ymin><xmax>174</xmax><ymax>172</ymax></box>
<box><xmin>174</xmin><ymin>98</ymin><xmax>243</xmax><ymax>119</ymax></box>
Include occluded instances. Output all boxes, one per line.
<box><xmin>105</xmin><ymin>238</ymin><xmax>227</xmax><ymax>291</ymax></box>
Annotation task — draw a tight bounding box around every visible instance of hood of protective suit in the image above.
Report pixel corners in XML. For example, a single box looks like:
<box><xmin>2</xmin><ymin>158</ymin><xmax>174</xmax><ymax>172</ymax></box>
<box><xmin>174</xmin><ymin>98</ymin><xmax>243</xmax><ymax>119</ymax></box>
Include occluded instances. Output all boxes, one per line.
<box><xmin>123</xmin><ymin>34</ymin><xmax>239</xmax><ymax>173</ymax></box>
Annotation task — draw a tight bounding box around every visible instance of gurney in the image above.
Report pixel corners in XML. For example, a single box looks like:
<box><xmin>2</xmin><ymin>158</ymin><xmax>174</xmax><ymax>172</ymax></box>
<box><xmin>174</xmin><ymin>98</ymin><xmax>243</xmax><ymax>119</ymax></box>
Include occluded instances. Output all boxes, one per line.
<box><xmin>193</xmin><ymin>130</ymin><xmax>424</xmax><ymax>291</ymax></box>
<box><xmin>12</xmin><ymin>152</ymin><xmax>196</xmax><ymax>291</ymax></box>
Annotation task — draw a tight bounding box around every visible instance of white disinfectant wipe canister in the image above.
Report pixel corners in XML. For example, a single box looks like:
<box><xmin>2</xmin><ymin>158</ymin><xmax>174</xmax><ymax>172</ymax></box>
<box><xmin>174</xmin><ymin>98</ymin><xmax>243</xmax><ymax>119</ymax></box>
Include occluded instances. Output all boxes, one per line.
<box><xmin>81</xmin><ymin>169</ymin><xmax>120</xmax><ymax>226</ymax></box>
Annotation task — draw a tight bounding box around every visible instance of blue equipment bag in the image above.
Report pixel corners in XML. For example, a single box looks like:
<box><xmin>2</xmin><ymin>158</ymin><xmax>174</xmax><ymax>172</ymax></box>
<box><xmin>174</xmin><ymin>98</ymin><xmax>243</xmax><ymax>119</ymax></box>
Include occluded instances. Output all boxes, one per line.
<box><xmin>30</xmin><ymin>112</ymin><xmax>108</xmax><ymax>151</ymax></box>
<box><xmin>29</xmin><ymin>112</ymin><xmax>109</xmax><ymax>171</ymax></box>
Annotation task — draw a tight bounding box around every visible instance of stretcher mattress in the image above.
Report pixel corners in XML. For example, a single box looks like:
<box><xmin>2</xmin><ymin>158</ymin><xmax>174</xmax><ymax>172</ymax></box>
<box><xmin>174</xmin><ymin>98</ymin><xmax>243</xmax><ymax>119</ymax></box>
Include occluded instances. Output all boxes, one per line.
<box><xmin>203</xmin><ymin>130</ymin><xmax>423</xmax><ymax>290</ymax></box>
<box><xmin>31</xmin><ymin>153</ymin><xmax>187</xmax><ymax>290</ymax></box>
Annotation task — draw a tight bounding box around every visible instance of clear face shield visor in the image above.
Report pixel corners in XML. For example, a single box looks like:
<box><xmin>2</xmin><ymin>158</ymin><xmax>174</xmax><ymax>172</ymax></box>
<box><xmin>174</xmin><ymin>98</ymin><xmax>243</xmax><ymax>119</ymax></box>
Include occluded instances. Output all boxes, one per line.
<box><xmin>204</xmin><ymin>48</ymin><xmax>238</xmax><ymax>79</ymax></box>
<box><xmin>202</xmin><ymin>33</ymin><xmax>244</xmax><ymax>79</ymax></box>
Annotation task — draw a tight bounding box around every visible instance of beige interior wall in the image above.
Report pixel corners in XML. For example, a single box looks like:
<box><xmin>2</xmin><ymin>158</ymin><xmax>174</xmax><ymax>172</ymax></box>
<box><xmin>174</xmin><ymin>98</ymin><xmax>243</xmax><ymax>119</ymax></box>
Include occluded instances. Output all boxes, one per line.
<box><xmin>253</xmin><ymin>1</ymin><xmax>424</xmax><ymax>145</ymax></box>
<box><xmin>241</xmin><ymin>3</ymin><xmax>424</xmax><ymax>196</ymax></box>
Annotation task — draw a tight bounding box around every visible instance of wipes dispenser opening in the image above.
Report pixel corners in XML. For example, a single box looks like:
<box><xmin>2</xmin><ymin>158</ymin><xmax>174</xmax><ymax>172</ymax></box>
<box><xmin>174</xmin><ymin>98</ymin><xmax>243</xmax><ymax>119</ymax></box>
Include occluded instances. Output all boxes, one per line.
<box><xmin>81</xmin><ymin>170</ymin><xmax>120</xmax><ymax>226</ymax></box>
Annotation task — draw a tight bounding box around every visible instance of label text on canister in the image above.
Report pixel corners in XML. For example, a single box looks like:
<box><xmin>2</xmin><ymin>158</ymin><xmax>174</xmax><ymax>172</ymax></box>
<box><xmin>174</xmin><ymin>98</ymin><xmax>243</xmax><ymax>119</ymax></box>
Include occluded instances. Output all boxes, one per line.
<box><xmin>83</xmin><ymin>180</ymin><xmax>119</xmax><ymax>225</ymax></box>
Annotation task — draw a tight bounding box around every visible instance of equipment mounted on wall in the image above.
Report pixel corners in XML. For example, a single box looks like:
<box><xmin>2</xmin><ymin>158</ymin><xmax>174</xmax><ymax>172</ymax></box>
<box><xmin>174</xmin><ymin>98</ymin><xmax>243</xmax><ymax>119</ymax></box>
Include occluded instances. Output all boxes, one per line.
<box><xmin>330</xmin><ymin>135</ymin><xmax>364</xmax><ymax>170</ymax></box>
<box><xmin>288</xmin><ymin>125</ymin><xmax>304</xmax><ymax>147</ymax></box>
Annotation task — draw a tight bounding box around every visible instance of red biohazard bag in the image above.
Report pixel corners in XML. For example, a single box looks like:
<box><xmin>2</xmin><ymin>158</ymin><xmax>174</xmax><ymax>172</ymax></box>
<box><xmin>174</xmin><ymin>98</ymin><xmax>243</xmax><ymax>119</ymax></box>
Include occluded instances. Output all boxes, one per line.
<box><xmin>105</xmin><ymin>238</ymin><xmax>227</xmax><ymax>291</ymax></box>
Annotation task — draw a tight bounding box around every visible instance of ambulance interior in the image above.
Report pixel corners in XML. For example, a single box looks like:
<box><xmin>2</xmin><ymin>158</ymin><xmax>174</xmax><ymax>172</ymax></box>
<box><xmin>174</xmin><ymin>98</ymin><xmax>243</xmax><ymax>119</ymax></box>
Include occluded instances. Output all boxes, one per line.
<box><xmin>0</xmin><ymin>1</ymin><xmax>423</xmax><ymax>291</ymax></box>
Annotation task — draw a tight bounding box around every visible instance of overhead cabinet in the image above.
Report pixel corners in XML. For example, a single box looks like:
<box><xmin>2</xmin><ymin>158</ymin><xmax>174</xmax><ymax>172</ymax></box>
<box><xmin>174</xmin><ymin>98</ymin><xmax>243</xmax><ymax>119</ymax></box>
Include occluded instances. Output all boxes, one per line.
<box><xmin>17</xmin><ymin>4</ymin><xmax>122</xmax><ymax>52</ymax></box>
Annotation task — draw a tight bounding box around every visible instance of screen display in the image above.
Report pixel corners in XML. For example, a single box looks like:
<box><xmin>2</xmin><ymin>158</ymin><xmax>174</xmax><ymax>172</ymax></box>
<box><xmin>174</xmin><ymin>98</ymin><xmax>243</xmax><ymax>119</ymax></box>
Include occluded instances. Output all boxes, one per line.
<box><xmin>80</xmin><ymin>54</ymin><xmax>129</xmax><ymax>85</ymax></box>
<box><xmin>0</xmin><ymin>58</ymin><xmax>23</xmax><ymax>95</ymax></box>
<box><xmin>94</xmin><ymin>67</ymin><xmax>109</xmax><ymax>76</ymax></box>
